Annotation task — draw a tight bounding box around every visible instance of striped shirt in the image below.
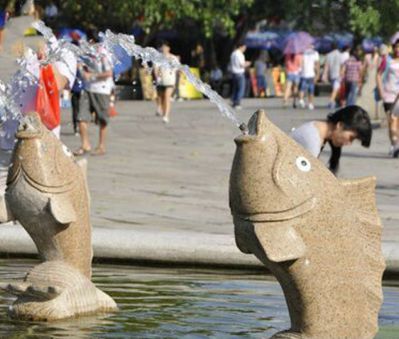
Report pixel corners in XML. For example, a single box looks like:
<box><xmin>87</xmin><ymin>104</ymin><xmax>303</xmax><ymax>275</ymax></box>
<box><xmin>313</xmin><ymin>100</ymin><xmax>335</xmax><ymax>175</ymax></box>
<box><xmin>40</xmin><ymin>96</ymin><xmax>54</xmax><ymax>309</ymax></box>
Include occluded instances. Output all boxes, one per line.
<box><xmin>344</xmin><ymin>57</ymin><xmax>362</xmax><ymax>83</ymax></box>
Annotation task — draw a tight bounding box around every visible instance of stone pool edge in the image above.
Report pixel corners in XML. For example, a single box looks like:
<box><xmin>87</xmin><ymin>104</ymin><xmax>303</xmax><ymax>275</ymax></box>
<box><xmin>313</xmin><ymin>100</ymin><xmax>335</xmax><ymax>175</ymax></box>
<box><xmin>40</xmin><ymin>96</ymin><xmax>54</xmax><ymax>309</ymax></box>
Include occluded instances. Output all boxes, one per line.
<box><xmin>0</xmin><ymin>224</ymin><xmax>398</xmax><ymax>274</ymax></box>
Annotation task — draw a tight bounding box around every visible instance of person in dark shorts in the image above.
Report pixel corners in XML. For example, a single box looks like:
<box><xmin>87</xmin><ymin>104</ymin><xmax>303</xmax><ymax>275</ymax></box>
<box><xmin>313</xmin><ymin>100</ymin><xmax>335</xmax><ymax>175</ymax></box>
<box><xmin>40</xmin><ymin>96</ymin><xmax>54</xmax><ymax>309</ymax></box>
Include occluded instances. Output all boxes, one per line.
<box><xmin>74</xmin><ymin>31</ymin><xmax>113</xmax><ymax>156</ymax></box>
<box><xmin>154</xmin><ymin>41</ymin><xmax>178</xmax><ymax>123</ymax></box>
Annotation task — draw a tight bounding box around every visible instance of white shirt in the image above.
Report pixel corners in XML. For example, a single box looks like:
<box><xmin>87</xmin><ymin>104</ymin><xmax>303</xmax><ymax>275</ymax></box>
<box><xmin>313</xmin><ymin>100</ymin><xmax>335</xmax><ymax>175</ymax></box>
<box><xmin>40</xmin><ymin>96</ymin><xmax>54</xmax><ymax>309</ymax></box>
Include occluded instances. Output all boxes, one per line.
<box><xmin>230</xmin><ymin>49</ymin><xmax>245</xmax><ymax>74</ymax></box>
<box><xmin>301</xmin><ymin>49</ymin><xmax>319</xmax><ymax>78</ymax></box>
<box><xmin>326</xmin><ymin>49</ymin><xmax>342</xmax><ymax>80</ymax></box>
<box><xmin>290</xmin><ymin>121</ymin><xmax>322</xmax><ymax>158</ymax></box>
<box><xmin>83</xmin><ymin>48</ymin><xmax>114</xmax><ymax>95</ymax></box>
<box><xmin>340</xmin><ymin>51</ymin><xmax>350</xmax><ymax>65</ymax></box>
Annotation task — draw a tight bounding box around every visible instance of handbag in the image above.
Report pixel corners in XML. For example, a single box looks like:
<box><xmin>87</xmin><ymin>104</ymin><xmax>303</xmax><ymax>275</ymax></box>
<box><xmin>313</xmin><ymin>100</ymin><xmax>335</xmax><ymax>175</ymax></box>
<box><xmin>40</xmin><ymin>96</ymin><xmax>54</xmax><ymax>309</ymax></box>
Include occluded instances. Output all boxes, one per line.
<box><xmin>35</xmin><ymin>64</ymin><xmax>60</xmax><ymax>130</ymax></box>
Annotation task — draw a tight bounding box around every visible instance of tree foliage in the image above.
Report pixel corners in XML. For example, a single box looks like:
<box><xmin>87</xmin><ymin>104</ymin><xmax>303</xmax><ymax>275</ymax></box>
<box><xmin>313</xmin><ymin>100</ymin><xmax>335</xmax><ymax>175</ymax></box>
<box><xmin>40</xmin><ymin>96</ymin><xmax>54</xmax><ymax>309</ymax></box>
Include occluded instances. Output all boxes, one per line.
<box><xmin>60</xmin><ymin>0</ymin><xmax>253</xmax><ymax>42</ymax></box>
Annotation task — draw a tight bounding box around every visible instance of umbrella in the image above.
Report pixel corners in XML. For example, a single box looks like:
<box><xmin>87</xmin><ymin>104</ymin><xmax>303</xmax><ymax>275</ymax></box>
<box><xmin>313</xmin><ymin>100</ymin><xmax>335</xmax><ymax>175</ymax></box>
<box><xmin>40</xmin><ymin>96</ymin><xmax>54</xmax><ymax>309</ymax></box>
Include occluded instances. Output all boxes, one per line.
<box><xmin>283</xmin><ymin>31</ymin><xmax>314</xmax><ymax>54</ymax></box>
<box><xmin>111</xmin><ymin>44</ymin><xmax>133</xmax><ymax>76</ymax></box>
<box><xmin>245</xmin><ymin>30</ymin><xmax>281</xmax><ymax>50</ymax></box>
<box><xmin>391</xmin><ymin>32</ymin><xmax>399</xmax><ymax>45</ymax></box>
<box><xmin>362</xmin><ymin>37</ymin><xmax>382</xmax><ymax>53</ymax></box>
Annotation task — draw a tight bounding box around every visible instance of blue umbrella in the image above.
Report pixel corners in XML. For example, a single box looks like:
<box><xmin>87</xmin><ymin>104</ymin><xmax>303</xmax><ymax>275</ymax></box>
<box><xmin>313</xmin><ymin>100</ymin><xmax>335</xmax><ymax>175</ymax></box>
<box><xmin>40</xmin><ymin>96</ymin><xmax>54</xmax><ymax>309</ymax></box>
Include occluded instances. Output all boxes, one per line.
<box><xmin>362</xmin><ymin>37</ymin><xmax>382</xmax><ymax>53</ymax></box>
<box><xmin>110</xmin><ymin>44</ymin><xmax>133</xmax><ymax>76</ymax></box>
<box><xmin>245</xmin><ymin>30</ymin><xmax>281</xmax><ymax>50</ymax></box>
<box><xmin>283</xmin><ymin>31</ymin><xmax>314</xmax><ymax>54</ymax></box>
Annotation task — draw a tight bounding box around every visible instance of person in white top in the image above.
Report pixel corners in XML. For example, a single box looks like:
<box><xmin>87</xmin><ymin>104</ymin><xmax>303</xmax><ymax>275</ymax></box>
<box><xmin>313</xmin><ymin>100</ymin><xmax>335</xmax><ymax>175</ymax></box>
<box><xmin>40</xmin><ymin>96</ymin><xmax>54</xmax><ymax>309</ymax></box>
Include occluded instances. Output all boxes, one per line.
<box><xmin>298</xmin><ymin>44</ymin><xmax>320</xmax><ymax>110</ymax></box>
<box><xmin>322</xmin><ymin>42</ymin><xmax>343</xmax><ymax>109</ymax></box>
<box><xmin>154</xmin><ymin>41</ymin><xmax>178</xmax><ymax>124</ymax></box>
<box><xmin>230</xmin><ymin>41</ymin><xmax>250</xmax><ymax>109</ymax></box>
<box><xmin>74</xmin><ymin>30</ymin><xmax>113</xmax><ymax>156</ymax></box>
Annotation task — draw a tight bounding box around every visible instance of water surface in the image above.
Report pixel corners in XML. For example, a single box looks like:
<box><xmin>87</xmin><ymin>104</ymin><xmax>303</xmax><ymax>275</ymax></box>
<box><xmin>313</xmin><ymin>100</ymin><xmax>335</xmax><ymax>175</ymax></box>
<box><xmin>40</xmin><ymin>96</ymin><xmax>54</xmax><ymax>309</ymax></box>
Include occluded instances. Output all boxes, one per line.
<box><xmin>0</xmin><ymin>259</ymin><xmax>398</xmax><ymax>338</ymax></box>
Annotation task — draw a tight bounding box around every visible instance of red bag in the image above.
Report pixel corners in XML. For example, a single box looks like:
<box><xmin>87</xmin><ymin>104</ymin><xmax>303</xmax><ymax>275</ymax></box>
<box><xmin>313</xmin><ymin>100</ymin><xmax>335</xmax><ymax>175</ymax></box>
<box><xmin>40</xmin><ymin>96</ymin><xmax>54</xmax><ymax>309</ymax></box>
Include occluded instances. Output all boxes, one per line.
<box><xmin>35</xmin><ymin>65</ymin><xmax>60</xmax><ymax>130</ymax></box>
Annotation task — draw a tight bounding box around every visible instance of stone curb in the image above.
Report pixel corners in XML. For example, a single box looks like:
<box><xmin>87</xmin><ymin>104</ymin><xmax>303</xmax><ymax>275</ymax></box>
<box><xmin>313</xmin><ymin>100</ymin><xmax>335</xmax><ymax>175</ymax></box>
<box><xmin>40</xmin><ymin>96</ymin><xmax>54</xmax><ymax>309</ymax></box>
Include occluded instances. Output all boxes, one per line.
<box><xmin>0</xmin><ymin>224</ymin><xmax>398</xmax><ymax>274</ymax></box>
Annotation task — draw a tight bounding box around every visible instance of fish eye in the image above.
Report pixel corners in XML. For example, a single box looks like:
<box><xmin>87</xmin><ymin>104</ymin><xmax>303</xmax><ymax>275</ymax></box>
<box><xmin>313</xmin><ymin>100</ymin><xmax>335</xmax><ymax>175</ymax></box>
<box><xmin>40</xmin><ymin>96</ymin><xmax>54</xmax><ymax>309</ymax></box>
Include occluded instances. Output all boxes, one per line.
<box><xmin>296</xmin><ymin>156</ymin><xmax>311</xmax><ymax>172</ymax></box>
<box><xmin>62</xmin><ymin>144</ymin><xmax>73</xmax><ymax>157</ymax></box>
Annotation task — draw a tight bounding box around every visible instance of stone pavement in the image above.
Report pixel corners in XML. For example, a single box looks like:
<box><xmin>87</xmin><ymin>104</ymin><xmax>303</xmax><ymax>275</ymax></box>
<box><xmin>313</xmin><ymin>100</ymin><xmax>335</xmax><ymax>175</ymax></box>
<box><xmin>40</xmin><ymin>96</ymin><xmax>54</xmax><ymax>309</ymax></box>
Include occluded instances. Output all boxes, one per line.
<box><xmin>0</xmin><ymin>16</ymin><xmax>397</xmax><ymax>272</ymax></box>
<box><xmin>2</xmin><ymin>96</ymin><xmax>397</xmax><ymax>271</ymax></box>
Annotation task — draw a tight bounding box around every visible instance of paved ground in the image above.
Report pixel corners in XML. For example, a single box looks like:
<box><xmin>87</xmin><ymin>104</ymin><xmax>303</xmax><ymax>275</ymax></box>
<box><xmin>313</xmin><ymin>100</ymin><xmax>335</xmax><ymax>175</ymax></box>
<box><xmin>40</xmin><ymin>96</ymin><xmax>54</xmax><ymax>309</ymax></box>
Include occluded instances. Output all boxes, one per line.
<box><xmin>0</xmin><ymin>16</ymin><xmax>398</xmax><ymax>271</ymax></box>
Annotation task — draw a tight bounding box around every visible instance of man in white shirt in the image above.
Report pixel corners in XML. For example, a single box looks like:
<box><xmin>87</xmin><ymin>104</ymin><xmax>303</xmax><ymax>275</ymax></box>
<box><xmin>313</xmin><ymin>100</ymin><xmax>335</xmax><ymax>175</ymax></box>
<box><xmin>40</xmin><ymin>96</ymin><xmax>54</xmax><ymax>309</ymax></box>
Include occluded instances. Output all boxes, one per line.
<box><xmin>323</xmin><ymin>42</ymin><xmax>343</xmax><ymax>109</ymax></box>
<box><xmin>298</xmin><ymin>44</ymin><xmax>320</xmax><ymax>110</ymax></box>
<box><xmin>74</xmin><ymin>31</ymin><xmax>113</xmax><ymax>156</ymax></box>
<box><xmin>230</xmin><ymin>42</ymin><xmax>250</xmax><ymax>109</ymax></box>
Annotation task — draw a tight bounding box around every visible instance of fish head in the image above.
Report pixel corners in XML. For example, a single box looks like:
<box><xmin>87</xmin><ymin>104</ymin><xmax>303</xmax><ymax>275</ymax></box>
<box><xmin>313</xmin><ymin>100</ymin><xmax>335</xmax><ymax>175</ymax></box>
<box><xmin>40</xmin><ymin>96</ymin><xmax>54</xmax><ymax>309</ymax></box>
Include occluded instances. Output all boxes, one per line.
<box><xmin>7</xmin><ymin>112</ymin><xmax>78</xmax><ymax>190</ymax></box>
<box><xmin>230</xmin><ymin>110</ymin><xmax>338</xmax><ymax>262</ymax></box>
<box><xmin>15</xmin><ymin>112</ymin><xmax>45</xmax><ymax>139</ymax></box>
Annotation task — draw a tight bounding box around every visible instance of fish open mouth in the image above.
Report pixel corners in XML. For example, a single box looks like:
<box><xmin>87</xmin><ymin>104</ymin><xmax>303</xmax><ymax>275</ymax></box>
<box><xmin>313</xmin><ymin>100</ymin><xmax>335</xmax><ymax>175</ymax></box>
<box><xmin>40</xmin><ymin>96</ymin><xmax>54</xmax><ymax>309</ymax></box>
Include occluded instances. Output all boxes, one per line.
<box><xmin>234</xmin><ymin>197</ymin><xmax>316</xmax><ymax>222</ymax></box>
<box><xmin>15</xmin><ymin>115</ymin><xmax>43</xmax><ymax>139</ymax></box>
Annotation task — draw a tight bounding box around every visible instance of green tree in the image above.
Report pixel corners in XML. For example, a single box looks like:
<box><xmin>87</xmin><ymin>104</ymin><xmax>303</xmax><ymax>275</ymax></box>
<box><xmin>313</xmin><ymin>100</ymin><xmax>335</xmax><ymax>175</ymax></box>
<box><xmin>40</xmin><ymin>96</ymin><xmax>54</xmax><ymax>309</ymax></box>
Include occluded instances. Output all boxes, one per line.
<box><xmin>60</xmin><ymin>0</ymin><xmax>253</xmax><ymax>45</ymax></box>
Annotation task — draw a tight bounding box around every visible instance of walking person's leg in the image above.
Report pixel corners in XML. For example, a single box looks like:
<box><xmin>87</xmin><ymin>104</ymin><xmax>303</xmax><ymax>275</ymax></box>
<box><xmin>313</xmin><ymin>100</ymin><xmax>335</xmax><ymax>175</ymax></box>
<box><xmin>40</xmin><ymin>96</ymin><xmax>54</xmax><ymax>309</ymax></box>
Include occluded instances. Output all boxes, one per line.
<box><xmin>298</xmin><ymin>78</ymin><xmax>306</xmax><ymax>108</ymax></box>
<box><xmin>162</xmin><ymin>87</ymin><xmax>173</xmax><ymax>123</ymax></box>
<box><xmin>283</xmin><ymin>78</ymin><xmax>292</xmax><ymax>106</ymax></box>
<box><xmin>156</xmin><ymin>88</ymin><xmax>163</xmax><ymax>116</ymax></box>
<box><xmin>292</xmin><ymin>76</ymin><xmax>300</xmax><ymax>107</ymax></box>
<box><xmin>71</xmin><ymin>92</ymin><xmax>80</xmax><ymax>134</ymax></box>
<box><xmin>91</xmin><ymin>92</ymin><xmax>110</xmax><ymax>155</ymax></box>
<box><xmin>74</xmin><ymin>91</ymin><xmax>92</xmax><ymax>155</ymax></box>
<box><xmin>236</xmin><ymin>73</ymin><xmax>245</xmax><ymax>107</ymax></box>
<box><xmin>330</xmin><ymin>79</ymin><xmax>340</xmax><ymax>107</ymax></box>
<box><xmin>308</xmin><ymin>78</ymin><xmax>315</xmax><ymax>110</ymax></box>
<box><xmin>231</xmin><ymin>74</ymin><xmax>239</xmax><ymax>106</ymax></box>
<box><xmin>97</xmin><ymin>122</ymin><xmax>107</xmax><ymax>154</ymax></box>
<box><xmin>346</xmin><ymin>82</ymin><xmax>358</xmax><ymax>106</ymax></box>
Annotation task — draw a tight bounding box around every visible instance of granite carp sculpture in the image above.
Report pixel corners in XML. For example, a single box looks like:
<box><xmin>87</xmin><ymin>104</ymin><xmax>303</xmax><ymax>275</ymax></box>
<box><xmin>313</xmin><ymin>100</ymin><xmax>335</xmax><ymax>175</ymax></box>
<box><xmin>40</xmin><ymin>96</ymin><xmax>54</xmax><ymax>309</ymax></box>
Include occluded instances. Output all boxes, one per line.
<box><xmin>229</xmin><ymin>110</ymin><xmax>385</xmax><ymax>339</ymax></box>
<box><xmin>0</xmin><ymin>112</ymin><xmax>117</xmax><ymax>320</ymax></box>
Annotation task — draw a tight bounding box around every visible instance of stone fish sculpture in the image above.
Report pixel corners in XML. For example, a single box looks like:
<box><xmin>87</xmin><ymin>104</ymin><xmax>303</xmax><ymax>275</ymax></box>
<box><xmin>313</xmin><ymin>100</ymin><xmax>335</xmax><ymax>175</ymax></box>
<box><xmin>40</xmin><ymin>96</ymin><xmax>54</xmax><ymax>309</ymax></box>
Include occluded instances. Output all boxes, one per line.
<box><xmin>0</xmin><ymin>112</ymin><xmax>117</xmax><ymax>320</ymax></box>
<box><xmin>229</xmin><ymin>110</ymin><xmax>385</xmax><ymax>339</ymax></box>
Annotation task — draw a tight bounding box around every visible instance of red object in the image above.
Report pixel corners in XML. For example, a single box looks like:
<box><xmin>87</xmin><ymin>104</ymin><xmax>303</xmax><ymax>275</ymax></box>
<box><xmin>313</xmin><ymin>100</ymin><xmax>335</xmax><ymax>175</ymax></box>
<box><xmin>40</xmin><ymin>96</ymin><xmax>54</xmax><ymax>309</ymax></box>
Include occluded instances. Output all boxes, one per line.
<box><xmin>109</xmin><ymin>103</ymin><xmax>118</xmax><ymax>117</ymax></box>
<box><xmin>35</xmin><ymin>65</ymin><xmax>60</xmax><ymax>130</ymax></box>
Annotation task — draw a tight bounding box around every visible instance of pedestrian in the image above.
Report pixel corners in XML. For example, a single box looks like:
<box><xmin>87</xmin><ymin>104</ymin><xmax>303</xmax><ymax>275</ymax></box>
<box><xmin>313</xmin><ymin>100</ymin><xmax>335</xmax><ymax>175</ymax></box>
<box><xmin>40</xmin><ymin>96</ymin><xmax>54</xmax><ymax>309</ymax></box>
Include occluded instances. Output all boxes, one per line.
<box><xmin>376</xmin><ymin>39</ymin><xmax>399</xmax><ymax>157</ymax></box>
<box><xmin>230</xmin><ymin>41</ymin><xmax>250</xmax><ymax>109</ymax></box>
<box><xmin>342</xmin><ymin>46</ymin><xmax>363</xmax><ymax>106</ymax></box>
<box><xmin>191</xmin><ymin>42</ymin><xmax>205</xmax><ymax>75</ymax></box>
<box><xmin>154</xmin><ymin>40</ymin><xmax>178</xmax><ymax>123</ymax></box>
<box><xmin>283</xmin><ymin>53</ymin><xmax>302</xmax><ymax>108</ymax></box>
<box><xmin>254</xmin><ymin>51</ymin><xmax>268</xmax><ymax>97</ymax></box>
<box><xmin>0</xmin><ymin>40</ymin><xmax>76</xmax><ymax>150</ymax></box>
<box><xmin>298</xmin><ymin>44</ymin><xmax>320</xmax><ymax>110</ymax></box>
<box><xmin>323</xmin><ymin>42</ymin><xmax>342</xmax><ymax>109</ymax></box>
<box><xmin>74</xmin><ymin>31</ymin><xmax>114</xmax><ymax>156</ymax></box>
<box><xmin>69</xmin><ymin>32</ymin><xmax>83</xmax><ymax>135</ymax></box>
<box><xmin>290</xmin><ymin>105</ymin><xmax>372</xmax><ymax>174</ymax></box>
<box><xmin>209</xmin><ymin>60</ymin><xmax>223</xmax><ymax>94</ymax></box>
<box><xmin>357</xmin><ymin>45</ymin><xmax>380</xmax><ymax>119</ymax></box>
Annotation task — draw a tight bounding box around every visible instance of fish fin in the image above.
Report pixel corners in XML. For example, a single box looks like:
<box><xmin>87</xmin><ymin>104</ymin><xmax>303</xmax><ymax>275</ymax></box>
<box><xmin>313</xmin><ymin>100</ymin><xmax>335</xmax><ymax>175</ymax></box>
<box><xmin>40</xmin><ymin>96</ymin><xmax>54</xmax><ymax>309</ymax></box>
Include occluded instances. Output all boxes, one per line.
<box><xmin>340</xmin><ymin>176</ymin><xmax>385</xmax><ymax>322</ymax></box>
<box><xmin>339</xmin><ymin>176</ymin><xmax>379</xmax><ymax>223</ymax></box>
<box><xmin>254</xmin><ymin>223</ymin><xmax>306</xmax><ymax>262</ymax></box>
<box><xmin>49</xmin><ymin>195</ymin><xmax>76</xmax><ymax>225</ymax></box>
<box><xmin>0</xmin><ymin>281</ymin><xmax>61</xmax><ymax>300</ymax></box>
<box><xmin>0</xmin><ymin>194</ymin><xmax>14</xmax><ymax>222</ymax></box>
<box><xmin>0</xmin><ymin>282</ymin><xmax>30</xmax><ymax>296</ymax></box>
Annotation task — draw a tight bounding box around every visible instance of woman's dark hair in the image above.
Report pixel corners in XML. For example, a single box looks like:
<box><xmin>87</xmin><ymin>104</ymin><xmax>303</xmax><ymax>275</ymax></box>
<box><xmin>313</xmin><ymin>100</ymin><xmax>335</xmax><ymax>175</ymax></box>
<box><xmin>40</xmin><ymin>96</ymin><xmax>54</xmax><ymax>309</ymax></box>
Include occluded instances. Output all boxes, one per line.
<box><xmin>326</xmin><ymin>105</ymin><xmax>372</xmax><ymax>174</ymax></box>
<box><xmin>86</xmin><ymin>29</ymin><xmax>100</xmax><ymax>43</ymax></box>
<box><xmin>158</xmin><ymin>40</ymin><xmax>170</xmax><ymax>48</ymax></box>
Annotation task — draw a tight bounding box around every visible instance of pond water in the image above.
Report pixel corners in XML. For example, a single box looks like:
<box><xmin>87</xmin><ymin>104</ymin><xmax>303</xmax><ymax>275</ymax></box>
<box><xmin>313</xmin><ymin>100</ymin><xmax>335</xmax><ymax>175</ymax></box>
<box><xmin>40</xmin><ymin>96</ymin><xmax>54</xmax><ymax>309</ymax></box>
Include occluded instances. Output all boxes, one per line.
<box><xmin>0</xmin><ymin>259</ymin><xmax>398</xmax><ymax>338</ymax></box>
